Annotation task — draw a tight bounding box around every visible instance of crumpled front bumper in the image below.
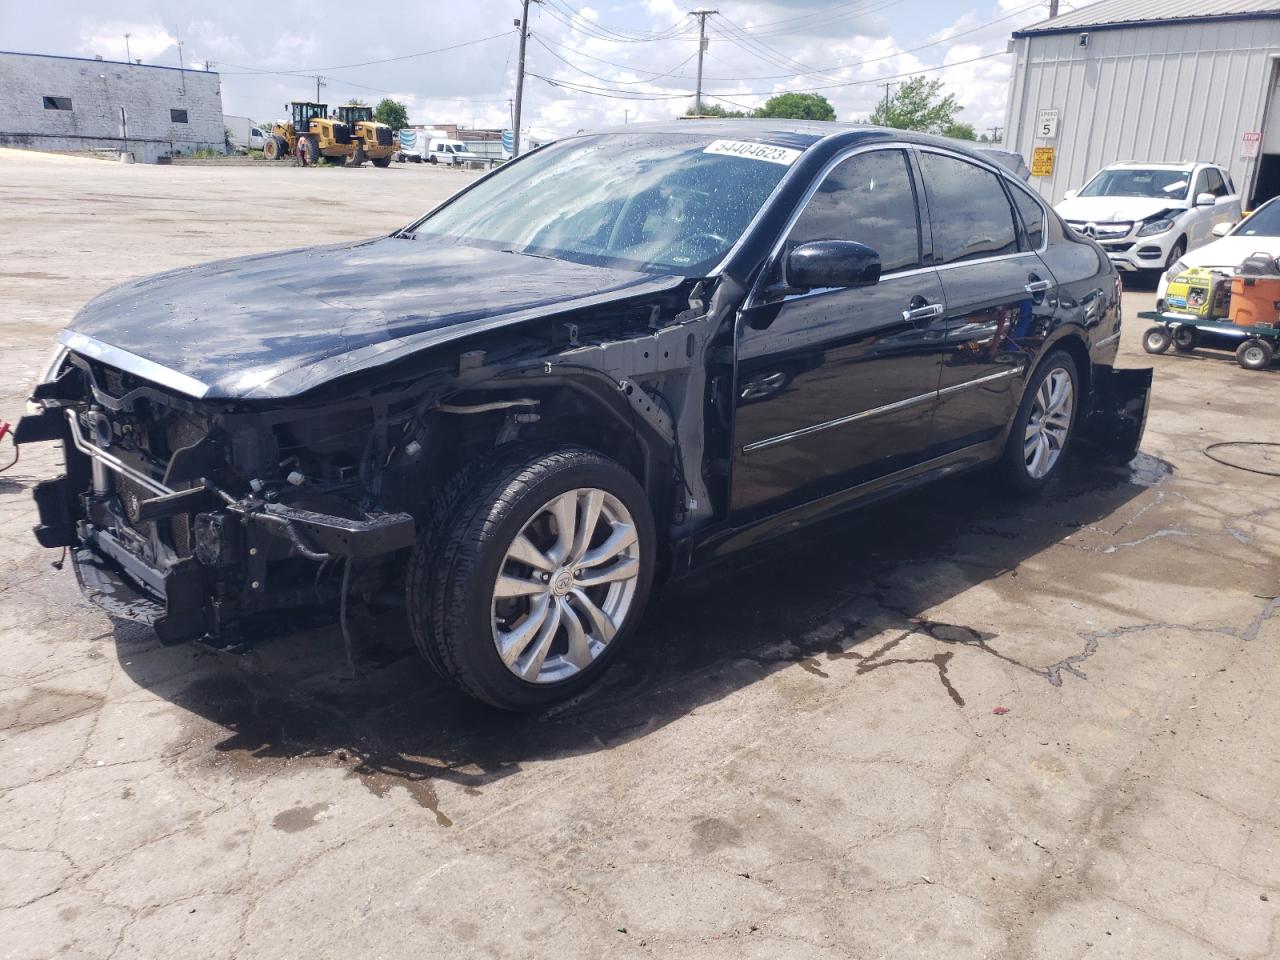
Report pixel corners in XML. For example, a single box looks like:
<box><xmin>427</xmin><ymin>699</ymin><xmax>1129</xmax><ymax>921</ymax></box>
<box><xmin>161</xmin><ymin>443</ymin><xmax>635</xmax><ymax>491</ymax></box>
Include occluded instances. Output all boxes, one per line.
<box><xmin>17</xmin><ymin>404</ymin><xmax>416</xmax><ymax>644</ymax></box>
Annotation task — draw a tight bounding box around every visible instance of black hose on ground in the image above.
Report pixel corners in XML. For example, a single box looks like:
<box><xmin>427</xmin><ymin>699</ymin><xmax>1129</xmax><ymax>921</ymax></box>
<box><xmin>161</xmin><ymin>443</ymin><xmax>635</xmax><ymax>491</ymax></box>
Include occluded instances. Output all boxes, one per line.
<box><xmin>1203</xmin><ymin>441</ymin><xmax>1280</xmax><ymax>478</ymax></box>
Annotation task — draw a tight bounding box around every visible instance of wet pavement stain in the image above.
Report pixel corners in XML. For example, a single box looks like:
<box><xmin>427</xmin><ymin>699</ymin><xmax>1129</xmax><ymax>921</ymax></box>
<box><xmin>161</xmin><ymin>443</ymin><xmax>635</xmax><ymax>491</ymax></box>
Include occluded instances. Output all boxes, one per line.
<box><xmin>348</xmin><ymin>763</ymin><xmax>453</xmax><ymax>827</ymax></box>
<box><xmin>0</xmin><ymin>686</ymin><xmax>104</xmax><ymax>732</ymax></box>
<box><xmin>272</xmin><ymin>802</ymin><xmax>331</xmax><ymax>833</ymax></box>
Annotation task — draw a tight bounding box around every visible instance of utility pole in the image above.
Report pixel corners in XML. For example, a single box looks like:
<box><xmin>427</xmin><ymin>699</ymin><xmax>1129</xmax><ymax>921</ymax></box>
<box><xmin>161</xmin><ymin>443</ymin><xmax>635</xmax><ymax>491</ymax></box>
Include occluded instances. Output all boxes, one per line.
<box><xmin>512</xmin><ymin>0</ymin><xmax>539</xmax><ymax>158</ymax></box>
<box><xmin>878</xmin><ymin>81</ymin><xmax>895</xmax><ymax>119</ymax></box>
<box><xmin>124</xmin><ymin>33</ymin><xmax>131</xmax><ymax>63</ymax></box>
<box><xmin>315</xmin><ymin>75</ymin><xmax>326</xmax><ymax>103</ymax></box>
<box><xmin>988</xmin><ymin>125</ymin><xmax>1003</xmax><ymax>143</ymax></box>
<box><xmin>691</xmin><ymin>9</ymin><xmax>717</xmax><ymax>115</ymax></box>
<box><xmin>1048</xmin><ymin>0</ymin><xmax>1059</xmax><ymax>17</ymax></box>
<box><xmin>176</xmin><ymin>39</ymin><xmax>186</xmax><ymax>95</ymax></box>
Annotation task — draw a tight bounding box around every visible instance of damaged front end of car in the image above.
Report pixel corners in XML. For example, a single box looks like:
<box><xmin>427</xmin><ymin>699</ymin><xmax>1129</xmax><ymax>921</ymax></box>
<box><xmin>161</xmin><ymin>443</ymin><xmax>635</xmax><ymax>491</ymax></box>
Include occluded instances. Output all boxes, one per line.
<box><xmin>17</xmin><ymin>350</ymin><xmax>421</xmax><ymax>644</ymax></box>
<box><xmin>15</xmin><ymin>272</ymin><xmax>726</xmax><ymax>649</ymax></box>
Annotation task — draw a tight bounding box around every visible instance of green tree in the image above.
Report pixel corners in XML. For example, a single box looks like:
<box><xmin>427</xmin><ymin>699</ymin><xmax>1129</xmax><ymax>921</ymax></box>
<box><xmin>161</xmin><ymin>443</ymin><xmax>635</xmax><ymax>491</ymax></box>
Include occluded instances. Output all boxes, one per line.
<box><xmin>684</xmin><ymin>103</ymin><xmax>748</xmax><ymax>118</ymax></box>
<box><xmin>345</xmin><ymin>97</ymin><xmax>368</xmax><ymax>107</ymax></box>
<box><xmin>373</xmin><ymin>98</ymin><xmax>409</xmax><ymax>130</ymax></box>
<box><xmin>869</xmin><ymin>77</ymin><xmax>963</xmax><ymax>134</ymax></box>
<box><xmin>941</xmin><ymin>121</ymin><xmax>976</xmax><ymax>140</ymax></box>
<box><xmin>753</xmin><ymin>92</ymin><xmax>836</xmax><ymax>121</ymax></box>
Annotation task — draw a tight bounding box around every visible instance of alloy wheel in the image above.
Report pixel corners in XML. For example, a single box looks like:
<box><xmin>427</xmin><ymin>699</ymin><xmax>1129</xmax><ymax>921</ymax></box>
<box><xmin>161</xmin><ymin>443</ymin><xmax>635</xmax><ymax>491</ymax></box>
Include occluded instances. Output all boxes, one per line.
<box><xmin>1023</xmin><ymin>368</ymin><xmax>1074</xmax><ymax>480</ymax></box>
<box><xmin>490</xmin><ymin>488</ymin><xmax>640</xmax><ymax>684</ymax></box>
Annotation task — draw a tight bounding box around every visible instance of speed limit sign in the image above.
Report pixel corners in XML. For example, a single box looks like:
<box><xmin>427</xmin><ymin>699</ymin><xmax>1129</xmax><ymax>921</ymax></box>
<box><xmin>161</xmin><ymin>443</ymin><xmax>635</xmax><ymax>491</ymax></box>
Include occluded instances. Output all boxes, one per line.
<box><xmin>1037</xmin><ymin>108</ymin><xmax>1059</xmax><ymax>139</ymax></box>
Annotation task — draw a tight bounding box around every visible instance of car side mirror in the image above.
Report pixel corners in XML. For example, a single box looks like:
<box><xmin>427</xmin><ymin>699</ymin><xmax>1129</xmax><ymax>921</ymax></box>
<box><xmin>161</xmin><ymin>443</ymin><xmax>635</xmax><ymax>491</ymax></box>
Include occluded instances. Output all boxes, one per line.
<box><xmin>1212</xmin><ymin>221</ymin><xmax>1233</xmax><ymax>238</ymax></box>
<box><xmin>1196</xmin><ymin>192</ymin><xmax>1216</xmax><ymax>206</ymax></box>
<box><xmin>1063</xmin><ymin>189</ymin><xmax>1078</xmax><ymax>200</ymax></box>
<box><xmin>786</xmin><ymin>241</ymin><xmax>881</xmax><ymax>291</ymax></box>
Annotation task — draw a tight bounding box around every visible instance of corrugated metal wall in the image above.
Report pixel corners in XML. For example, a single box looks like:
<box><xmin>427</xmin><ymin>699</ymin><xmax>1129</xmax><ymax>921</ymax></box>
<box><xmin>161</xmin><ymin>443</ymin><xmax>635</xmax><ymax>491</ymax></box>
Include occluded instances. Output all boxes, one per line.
<box><xmin>1004</xmin><ymin>18</ymin><xmax>1280</xmax><ymax>203</ymax></box>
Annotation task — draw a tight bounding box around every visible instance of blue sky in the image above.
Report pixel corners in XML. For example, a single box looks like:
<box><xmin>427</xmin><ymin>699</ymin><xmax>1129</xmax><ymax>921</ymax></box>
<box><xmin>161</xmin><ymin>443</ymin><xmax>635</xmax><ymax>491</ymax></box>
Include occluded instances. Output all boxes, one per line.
<box><xmin>1</xmin><ymin>0</ymin><xmax>1063</xmax><ymax>137</ymax></box>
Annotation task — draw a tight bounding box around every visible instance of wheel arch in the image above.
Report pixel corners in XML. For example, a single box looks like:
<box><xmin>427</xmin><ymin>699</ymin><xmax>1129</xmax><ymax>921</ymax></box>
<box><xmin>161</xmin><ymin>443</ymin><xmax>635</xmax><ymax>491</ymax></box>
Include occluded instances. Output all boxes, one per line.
<box><xmin>1036</xmin><ymin>327</ymin><xmax>1092</xmax><ymax>409</ymax></box>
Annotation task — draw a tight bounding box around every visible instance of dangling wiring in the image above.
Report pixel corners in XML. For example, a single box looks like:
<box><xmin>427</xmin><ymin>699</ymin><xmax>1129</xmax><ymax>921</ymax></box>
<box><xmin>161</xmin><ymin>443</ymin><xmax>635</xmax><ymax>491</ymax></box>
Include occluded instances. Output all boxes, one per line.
<box><xmin>1203</xmin><ymin>441</ymin><xmax>1280</xmax><ymax>478</ymax></box>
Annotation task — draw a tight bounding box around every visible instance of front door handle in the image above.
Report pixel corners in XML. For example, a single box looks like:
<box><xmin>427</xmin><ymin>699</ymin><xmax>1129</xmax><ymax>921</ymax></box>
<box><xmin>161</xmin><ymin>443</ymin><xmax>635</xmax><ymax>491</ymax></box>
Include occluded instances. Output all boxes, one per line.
<box><xmin>1025</xmin><ymin>279</ymin><xmax>1053</xmax><ymax>294</ymax></box>
<box><xmin>902</xmin><ymin>303</ymin><xmax>944</xmax><ymax>324</ymax></box>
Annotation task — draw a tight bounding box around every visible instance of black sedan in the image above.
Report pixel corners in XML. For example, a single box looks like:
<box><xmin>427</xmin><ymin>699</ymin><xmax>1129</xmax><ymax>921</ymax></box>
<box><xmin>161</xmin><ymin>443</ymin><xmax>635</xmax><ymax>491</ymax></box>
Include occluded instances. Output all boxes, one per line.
<box><xmin>18</xmin><ymin>120</ymin><xmax>1151</xmax><ymax>710</ymax></box>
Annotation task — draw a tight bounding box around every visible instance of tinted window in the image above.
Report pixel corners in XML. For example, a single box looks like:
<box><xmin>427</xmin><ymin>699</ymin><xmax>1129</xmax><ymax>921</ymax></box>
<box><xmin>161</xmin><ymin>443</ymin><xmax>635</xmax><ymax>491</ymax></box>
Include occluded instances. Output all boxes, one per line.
<box><xmin>170</xmin><ymin>109</ymin><xmax>188</xmax><ymax>123</ymax></box>
<box><xmin>1010</xmin><ymin>184</ymin><xmax>1045</xmax><ymax>250</ymax></box>
<box><xmin>43</xmin><ymin>96</ymin><xmax>72</xmax><ymax>111</ymax></box>
<box><xmin>1206</xmin><ymin>168</ymin><xmax>1229</xmax><ymax>197</ymax></box>
<box><xmin>788</xmin><ymin>149</ymin><xmax>920</xmax><ymax>273</ymax></box>
<box><xmin>920</xmin><ymin>152</ymin><xmax>1019</xmax><ymax>264</ymax></box>
<box><xmin>1193</xmin><ymin>168</ymin><xmax>1212</xmax><ymax>198</ymax></box>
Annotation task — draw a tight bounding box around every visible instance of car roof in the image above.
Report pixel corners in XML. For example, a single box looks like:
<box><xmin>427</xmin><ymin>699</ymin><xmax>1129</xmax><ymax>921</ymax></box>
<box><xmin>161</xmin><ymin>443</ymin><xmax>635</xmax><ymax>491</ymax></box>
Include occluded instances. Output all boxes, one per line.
<box><xmin>577</xmin><ymin>119</ymin><xmax>1017</xmax><ymax>166</ymax></box>
<box><xmin>1104</xmin><ymin>161</ymin><xmax>1202</xmax><ymax>170</ymax></box>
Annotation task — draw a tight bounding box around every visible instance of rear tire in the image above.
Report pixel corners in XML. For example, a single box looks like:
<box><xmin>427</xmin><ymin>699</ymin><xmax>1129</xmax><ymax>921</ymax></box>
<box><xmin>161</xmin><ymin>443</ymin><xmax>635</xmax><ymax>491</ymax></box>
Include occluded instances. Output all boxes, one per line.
<box><xmin>1237</xmin><ymin>339</ymin><xmax>1274</xmax><ymax>371</ymax></box>
<box><xmin>999</xmin><ymin>350</ymin><xmax>1079</xmax><ymax>494</ymax></box>
<box><xmin>1142</xmin><ymin>326</ymin><xmax>1172</xmax><ymax>354</ymax></box>
<box><xmin>411</xmin><ymin>448</ymin><xmax>656</xmax><ymax>711</ymax></box>
<box><xmin>371</xmin><ymin>156</ymin><xmax>392</xmax><ymax>168</ymax></box>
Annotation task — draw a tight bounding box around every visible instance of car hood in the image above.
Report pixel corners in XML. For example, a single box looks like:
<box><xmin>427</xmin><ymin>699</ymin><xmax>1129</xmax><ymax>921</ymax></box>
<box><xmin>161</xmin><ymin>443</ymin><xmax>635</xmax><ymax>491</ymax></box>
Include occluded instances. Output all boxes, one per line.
<box><xmin>61</xmin><ymin>237</ymin><xmax>684</xmax><ymax>400</ymax></box>
<box><xmin>1180</xmin><ymin>235</ymin><xmax>1280</xmax><ymax>270</ymax></box>
<box><xmin>1055</xmin><ymin>196</ymin><xmax>1184</xmax><ymax>222</ymax></box>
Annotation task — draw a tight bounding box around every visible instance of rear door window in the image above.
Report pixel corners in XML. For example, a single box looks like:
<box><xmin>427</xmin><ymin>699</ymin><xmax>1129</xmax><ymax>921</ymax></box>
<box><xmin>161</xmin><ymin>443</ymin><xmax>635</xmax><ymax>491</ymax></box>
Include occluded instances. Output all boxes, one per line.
<box><xmin>919</xmin><ymin>151</ymin><xmax>1019</xmax><ymax>264</ymax></box>
<box><xmin>788</xmin><ymin>149</ymin><xmax>921</xmax><ymax>274</ymax></box>
<box><xmin>1009</xmin><ymin>184</ymin><xmax>1046</xmax><ymax>250</ymax></box>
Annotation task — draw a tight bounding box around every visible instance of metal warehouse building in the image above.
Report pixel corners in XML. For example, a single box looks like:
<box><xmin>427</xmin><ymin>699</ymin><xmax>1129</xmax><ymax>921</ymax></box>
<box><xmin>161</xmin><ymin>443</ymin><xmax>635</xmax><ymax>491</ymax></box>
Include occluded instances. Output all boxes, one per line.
<box><xmin>0</xmin><ymin>51</ymin><xmax>226</xmax><ymax>163</ymax></box>
<box><xmin>1004</xmin><ymin>0</ymin><xmax>1280</xmax><ymax>206</ymax></box>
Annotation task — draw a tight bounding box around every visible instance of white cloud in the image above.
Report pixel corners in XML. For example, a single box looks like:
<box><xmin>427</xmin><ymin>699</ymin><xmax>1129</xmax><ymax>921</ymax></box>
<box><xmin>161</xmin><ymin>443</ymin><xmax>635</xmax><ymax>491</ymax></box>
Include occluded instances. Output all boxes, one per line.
<box><xmin>8</xmin><ymin>1</ymin><xmax>1046</xmax><ymax>143</ymax></box>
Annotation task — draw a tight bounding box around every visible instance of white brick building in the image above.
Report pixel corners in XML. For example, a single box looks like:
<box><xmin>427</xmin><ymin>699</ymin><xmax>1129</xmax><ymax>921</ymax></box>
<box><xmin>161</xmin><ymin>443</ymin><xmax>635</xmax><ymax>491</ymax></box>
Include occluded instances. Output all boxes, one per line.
<box><xmin>0</xmin><ymin>51</ymin><xmax>226</xmax><ymax>163</ymax></box>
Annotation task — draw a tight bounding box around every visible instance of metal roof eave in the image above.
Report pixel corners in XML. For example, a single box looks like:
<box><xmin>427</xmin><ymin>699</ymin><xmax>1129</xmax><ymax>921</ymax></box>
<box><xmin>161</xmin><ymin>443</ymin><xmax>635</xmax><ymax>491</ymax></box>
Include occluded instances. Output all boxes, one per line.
<box><xmin>1012</xmin><ymin>8</ymin><xmax>1280</xmax><ymax>37</ymax></box>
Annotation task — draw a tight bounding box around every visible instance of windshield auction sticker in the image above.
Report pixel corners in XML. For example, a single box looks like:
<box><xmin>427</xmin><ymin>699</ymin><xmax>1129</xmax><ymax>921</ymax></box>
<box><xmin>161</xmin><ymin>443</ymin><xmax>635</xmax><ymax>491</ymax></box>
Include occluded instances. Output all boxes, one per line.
<box><xmin>704</xmin><ymin>139</ymin><xmax>802</xmax><ymax>166</ymax></box>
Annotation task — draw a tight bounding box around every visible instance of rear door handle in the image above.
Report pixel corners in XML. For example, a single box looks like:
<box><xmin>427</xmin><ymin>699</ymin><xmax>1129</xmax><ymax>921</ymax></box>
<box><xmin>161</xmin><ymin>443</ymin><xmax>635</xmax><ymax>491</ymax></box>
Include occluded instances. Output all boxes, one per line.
<box><xmin>1025</xmin><ymin>279</ymin><xmax>1053</xmax><ymax>294</ymax></box>
<box><xmin>902</xmin><ymin>303</ymin><xmax>944</xmax><ymax>323</ymax></box>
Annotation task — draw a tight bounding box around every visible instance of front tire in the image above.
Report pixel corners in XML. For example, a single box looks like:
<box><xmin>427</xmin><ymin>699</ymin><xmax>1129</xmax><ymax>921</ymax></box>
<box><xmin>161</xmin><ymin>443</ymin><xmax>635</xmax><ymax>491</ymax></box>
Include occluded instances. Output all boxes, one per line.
<box><xmin>1000</xmin><ymin>351</ymin><xmax>1079</xmax><ymax>494</ymax></box>
<box><xmin>412</xmin><ymin>448</ymin><xmax>656</xmax><ymax>710</ymax></box>
<box><xmin>371</xmin><ymin>156</ymin><xmax>392</xmax><ymax>168</ymax></box>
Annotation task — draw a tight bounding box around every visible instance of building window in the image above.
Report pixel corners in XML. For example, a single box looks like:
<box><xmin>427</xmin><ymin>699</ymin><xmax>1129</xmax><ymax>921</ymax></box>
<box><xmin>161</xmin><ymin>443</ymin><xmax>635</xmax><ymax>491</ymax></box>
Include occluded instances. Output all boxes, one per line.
<box><xmin>170</xmin><ymin>109</ymin><xmax>189</xmax><ymax>123</ymax></box>
<box><xmin>43</xmin><ymin>96</ymin><xmax>73</xmax><ymax>111</ymax></box>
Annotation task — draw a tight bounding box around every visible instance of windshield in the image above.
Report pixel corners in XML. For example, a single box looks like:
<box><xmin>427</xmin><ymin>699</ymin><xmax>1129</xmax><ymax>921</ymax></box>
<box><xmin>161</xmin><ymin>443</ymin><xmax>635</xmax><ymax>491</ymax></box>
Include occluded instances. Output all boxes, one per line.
<box><xmin>1079</xmin><ymin>168</ymin><xmax>1191</xmax><ymax>200</ymax></box>
<box><xmin>1234</xmin><ymin>200</ymin><xmax>1280</xmax><ymax>237</ymax></box>
<box><xmin>411</xmin><ymin>133</ymin><xmax>798</xmax><ymax>274</ymax></box>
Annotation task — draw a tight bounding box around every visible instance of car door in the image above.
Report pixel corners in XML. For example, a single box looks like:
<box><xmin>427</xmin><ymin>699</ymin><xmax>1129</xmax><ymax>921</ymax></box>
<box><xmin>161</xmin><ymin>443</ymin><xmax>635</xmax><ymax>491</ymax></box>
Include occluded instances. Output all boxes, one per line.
<box><xmin>917</xmin><ymin>148</ymin><xmax>1055</xmax><ymax>452</ymax></box>
<box><xmin>731</xmin><ymin>146</ymin><xmax>949</xmax><ymax>518</ymax></box>
<box><xmin>1205</xmin><ymin>167</ymin><xmax>1242</xmax><ymax>231</ymax></box>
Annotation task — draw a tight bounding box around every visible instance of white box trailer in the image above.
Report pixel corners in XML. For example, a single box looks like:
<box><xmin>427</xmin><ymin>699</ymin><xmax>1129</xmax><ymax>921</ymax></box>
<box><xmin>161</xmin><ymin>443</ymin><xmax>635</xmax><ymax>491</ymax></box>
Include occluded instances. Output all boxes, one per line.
<box><xmin>224</xmin><ymin>114</ymin><xmax>265</xmax><ymax>153</ymax></box>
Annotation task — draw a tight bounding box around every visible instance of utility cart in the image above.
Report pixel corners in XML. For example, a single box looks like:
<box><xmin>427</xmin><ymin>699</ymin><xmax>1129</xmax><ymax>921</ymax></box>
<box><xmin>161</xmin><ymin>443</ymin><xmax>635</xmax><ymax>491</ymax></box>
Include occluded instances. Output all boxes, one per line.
<box><xmin>1140</xmin><ymin>310</ymin><xmax>1280</xmax><ymax>371</ymax></box>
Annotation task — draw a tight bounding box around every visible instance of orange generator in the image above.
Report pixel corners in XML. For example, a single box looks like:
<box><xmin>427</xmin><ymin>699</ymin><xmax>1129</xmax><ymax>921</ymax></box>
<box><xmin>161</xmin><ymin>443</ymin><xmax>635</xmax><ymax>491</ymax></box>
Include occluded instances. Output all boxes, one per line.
<box><xmin>1229</xmin><ymin>254</ymin><xmax>1280</xmax><ymax>327</ymax></box>
<box><xmin>1229</xmin><ymin>276</ymin><xmax>1280</xmax><ymax>327</ymax></box>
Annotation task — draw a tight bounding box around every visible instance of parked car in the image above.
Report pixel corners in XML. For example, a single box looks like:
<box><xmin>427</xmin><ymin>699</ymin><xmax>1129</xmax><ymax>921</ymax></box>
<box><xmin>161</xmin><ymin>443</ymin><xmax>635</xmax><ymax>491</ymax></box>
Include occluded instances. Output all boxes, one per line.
<box><xmin>17</xmin><ymin>121</ymin><xmax>1150</xmax><ymax>710</ymax></box>
<box><xmin>427</xmin><ymin>137</ymin><xmax>483</xmax><ymax>166</ymax></box>
<box><xmin>1056</xmin><ymin>161</ymin><xmax>1241</xmax><ymax>275</ymax></box>
<box><xmin>1157</xmin><ymin>195</ymin><xmax>1280</xmax><ymax>307</ymax></box>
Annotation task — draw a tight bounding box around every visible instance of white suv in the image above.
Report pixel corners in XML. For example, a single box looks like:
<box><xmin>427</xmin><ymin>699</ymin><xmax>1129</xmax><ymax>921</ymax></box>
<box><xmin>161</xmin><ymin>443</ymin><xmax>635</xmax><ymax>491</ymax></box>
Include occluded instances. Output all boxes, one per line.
<box><xmin>1055</xmin><ymin>162</ymin><xmax>1241</xmax><ymax>275</ymax></box>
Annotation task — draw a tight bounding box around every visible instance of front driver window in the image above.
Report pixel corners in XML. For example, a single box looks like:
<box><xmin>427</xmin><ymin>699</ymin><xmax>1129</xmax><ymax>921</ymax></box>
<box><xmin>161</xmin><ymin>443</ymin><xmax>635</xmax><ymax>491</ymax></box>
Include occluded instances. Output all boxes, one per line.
<box><xmin>787</xmin><ymin>149</ymin><xmax>921</xmax><ymax>274</ymax></box>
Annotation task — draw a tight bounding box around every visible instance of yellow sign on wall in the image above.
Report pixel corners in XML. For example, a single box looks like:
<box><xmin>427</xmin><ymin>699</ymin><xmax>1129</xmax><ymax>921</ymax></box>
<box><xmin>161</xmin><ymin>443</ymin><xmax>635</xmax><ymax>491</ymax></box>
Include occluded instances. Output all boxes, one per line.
<box><xmin>1031</xmin><ymin>146</ymin><xmax>1056</xmax><ymax>177</ymax></box>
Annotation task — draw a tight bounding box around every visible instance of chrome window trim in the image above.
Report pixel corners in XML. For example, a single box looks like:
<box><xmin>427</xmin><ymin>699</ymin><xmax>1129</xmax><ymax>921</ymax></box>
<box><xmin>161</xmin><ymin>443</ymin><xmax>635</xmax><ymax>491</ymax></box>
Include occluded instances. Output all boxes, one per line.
<box><xmin>58</xmin><ymin>331</ymin><xmax>210</xmax><ymax>399</ymax></box>
<box><xmin>741</xmin><ymin>365</ymin><xmax>1024</xmax><ymax>455</ymax></box>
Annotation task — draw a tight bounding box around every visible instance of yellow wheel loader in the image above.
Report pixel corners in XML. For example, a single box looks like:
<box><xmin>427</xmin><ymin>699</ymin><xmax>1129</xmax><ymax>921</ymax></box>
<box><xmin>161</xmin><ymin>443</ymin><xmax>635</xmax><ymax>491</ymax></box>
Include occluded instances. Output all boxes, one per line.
<box><xmin>262</xmin><ymin>102</ymin><xmax>353</xmax><ymax>164</ymax></box>
<box><xmin>332</xmin><ymin>106</ymin><xmax>396</xmax><ymax>168</ymax></box>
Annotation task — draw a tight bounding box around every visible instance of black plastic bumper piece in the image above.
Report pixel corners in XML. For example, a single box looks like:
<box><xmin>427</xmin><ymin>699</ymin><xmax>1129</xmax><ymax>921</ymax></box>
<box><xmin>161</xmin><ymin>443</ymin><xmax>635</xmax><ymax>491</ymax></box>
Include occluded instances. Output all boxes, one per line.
<box><xmin>74</xmin><ymin>529</ymin><xmax>208</xmax><ymax>644</ymax></box>
<box><xmin>242</xmin><ymin>503</ymin><xmax>417</xmax><ymax>558</ymax></box>
<box><xmin>1079</xmin><ymin>366</ymin><xmax>1153</xmax><ymax>464</ymax></box>
<box><xmin>32</xmin><ymin>477</ymin><xmax>77</xmax><ymax>548</ymax></box>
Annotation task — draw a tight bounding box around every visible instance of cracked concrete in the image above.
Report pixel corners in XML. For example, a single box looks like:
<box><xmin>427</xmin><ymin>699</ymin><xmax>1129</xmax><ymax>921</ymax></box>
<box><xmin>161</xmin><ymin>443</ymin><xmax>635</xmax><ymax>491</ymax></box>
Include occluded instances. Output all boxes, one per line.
<box><xmin>1</xmin><ymin>149</ymin><xmax>1278</xmax><ymax>959</ymax></box>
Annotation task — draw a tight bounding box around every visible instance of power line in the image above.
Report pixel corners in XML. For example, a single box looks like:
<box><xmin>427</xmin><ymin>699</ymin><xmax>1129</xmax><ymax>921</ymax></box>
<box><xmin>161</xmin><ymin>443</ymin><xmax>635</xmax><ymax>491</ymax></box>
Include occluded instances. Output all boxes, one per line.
<box><xmin>530</xmin><ymin>49</ymin><xmax>1009</xmax><ymax>102</ymax></box>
